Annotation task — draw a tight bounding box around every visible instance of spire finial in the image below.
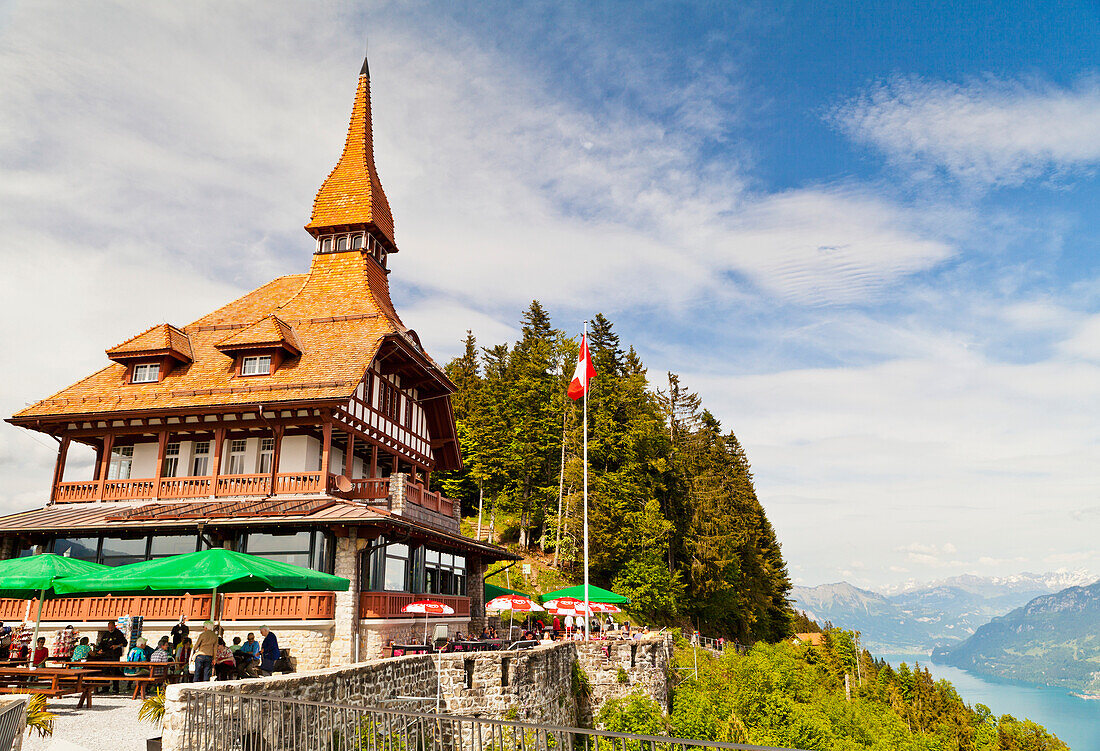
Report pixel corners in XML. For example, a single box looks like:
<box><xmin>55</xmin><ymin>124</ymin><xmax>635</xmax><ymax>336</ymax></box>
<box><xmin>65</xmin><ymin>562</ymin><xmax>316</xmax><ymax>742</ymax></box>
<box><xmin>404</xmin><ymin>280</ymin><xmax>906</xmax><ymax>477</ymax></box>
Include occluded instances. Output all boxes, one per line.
<box><xmin>360</xmin><ymin>39</ymin><xmax>369</xmax><ymax>78</ymax></box>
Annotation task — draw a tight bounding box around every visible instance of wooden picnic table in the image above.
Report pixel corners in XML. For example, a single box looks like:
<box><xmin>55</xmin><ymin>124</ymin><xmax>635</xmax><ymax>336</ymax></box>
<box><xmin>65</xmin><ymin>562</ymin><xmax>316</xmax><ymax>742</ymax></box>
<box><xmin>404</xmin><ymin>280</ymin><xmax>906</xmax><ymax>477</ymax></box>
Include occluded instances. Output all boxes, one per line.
<box><xmin>59</xmin><ymin>660</ymin><xmax>186</xmax><ymax>699</ymax></box>
<box><xmin>0</xmin><ymin>666</ymin><xmax>100</xmax><ymax>708</ymax></box>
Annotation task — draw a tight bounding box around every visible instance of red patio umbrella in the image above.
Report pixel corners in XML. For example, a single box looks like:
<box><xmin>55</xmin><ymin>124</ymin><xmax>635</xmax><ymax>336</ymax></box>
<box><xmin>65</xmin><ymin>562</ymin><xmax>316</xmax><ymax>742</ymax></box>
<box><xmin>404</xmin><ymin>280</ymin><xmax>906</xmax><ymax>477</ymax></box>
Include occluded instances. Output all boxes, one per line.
<box><xmin>401</xmin><ymin>600</ymin><xmax>455</xmax><ymax>644</ymax></box>
<box><xmin>486</xmin><ymin>595</ymin><xmax>544</xmax><ymax>640</ymax></box>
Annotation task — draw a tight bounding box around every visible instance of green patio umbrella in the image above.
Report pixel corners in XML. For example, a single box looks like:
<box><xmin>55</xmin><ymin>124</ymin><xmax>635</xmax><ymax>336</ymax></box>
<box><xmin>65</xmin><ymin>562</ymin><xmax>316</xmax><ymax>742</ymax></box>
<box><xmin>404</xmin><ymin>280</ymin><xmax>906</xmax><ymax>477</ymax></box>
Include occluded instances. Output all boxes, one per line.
<box><xmin>539</xmin><ymin>584</ymin><xmax>630</xmax><ymax>605</ymax></box>
<box><xmin>484</xmin><ymin>582</ymin><xmax>526</xmax><ymax>601</ymax></box>
<box><xmin>0</xmin><ymin>554</ymin><xmax>111</xmax><ymax>666</ymax></box>
<box><xmin>52</xmin><ymin>548</ymin><xmax>350</xmax><ymax>602</ymax></box>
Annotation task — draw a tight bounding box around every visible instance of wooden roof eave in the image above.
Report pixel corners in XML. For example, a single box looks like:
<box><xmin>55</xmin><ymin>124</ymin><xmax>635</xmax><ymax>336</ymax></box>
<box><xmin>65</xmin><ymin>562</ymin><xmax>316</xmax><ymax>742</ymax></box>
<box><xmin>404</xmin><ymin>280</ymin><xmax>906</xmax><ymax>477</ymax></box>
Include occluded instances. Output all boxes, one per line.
<box><xmin>5</xmin><ymin>396</ymin><xmax>348</xmax><ymax>435</ymax></box>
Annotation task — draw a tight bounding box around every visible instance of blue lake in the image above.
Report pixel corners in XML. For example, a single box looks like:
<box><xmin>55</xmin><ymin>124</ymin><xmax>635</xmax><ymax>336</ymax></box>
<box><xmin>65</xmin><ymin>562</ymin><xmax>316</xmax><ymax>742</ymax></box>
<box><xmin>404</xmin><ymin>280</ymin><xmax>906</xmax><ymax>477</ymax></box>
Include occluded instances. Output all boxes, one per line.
<box><xmin>878</xmin><ymin>653</ymin><xmax>1099</xmax><ymax>751</ymax></box>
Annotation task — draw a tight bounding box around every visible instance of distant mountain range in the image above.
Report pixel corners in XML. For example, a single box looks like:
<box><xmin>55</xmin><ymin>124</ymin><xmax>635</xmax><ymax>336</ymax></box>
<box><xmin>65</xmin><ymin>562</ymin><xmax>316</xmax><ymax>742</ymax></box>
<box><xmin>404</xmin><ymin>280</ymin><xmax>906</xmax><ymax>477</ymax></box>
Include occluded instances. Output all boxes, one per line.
<box><xmin>791</xmin><ymin>570</ymin><xmax>1095</xmax><ymax>653</ymax></box>
<box><xmin>933</xmin><ymin>580</ymin><xmax>1100</xmax><ymax>692</ymax></box>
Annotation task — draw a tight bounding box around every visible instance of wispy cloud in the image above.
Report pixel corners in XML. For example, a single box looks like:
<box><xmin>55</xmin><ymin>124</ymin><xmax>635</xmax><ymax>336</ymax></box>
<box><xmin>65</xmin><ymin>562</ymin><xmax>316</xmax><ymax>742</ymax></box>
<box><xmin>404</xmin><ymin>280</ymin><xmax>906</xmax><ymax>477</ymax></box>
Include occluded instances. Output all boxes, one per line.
<box><xmin>830</xmin><ymin>75</ymin><xmax>1100</xmax><ymax>187</ymax></box>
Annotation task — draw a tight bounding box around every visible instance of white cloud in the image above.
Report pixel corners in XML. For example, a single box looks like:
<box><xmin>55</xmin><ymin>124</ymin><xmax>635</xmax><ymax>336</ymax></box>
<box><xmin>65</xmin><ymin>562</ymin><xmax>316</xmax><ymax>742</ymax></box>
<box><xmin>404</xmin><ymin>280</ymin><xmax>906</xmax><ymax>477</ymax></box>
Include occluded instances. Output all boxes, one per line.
<box><xmin>831</xmin><ymin>76</ymin><xmax>1100</xmax><ymax>186</ymax></box>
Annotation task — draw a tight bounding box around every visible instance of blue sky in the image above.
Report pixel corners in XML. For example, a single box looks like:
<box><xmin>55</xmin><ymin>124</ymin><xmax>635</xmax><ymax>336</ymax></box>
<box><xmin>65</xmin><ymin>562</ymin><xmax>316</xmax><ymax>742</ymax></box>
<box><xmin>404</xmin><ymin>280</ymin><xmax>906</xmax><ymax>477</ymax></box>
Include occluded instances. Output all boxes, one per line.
<box><xmin>1</xmin><ymin>0</ymin><xmax>1099</xmax><ymax>589</ymax></box>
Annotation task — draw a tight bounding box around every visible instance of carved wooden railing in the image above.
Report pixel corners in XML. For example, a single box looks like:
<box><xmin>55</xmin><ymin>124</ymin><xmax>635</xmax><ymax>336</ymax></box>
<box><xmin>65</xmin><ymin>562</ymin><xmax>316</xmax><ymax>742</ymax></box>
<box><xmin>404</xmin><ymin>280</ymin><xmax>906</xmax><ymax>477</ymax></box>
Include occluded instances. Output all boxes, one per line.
<box><xmin>0</xmin><ymin>591</ymin><xmax>337</xmax><ymax>622</ymax></box>
<box><xmin>405</xmin><ymin>483</ymin><xmax>454</xmax><ymax>518</ymax></box>
<box><xmin>55</xmin><ymin>472</ymin><xmax>326</xmax><ymax>502</ymax></box>
<box><xmin>0</xmin><ymin>594</ymin><xmax>211</xmax><ymax>622</ymax></box>
<box><xmin>220</xmin><ymin>592</ymin><xmax>335</xmax><ymax>620</ymax></box>
<box><xmin>359</xmin><ymin>592</ymin><xmax>470</xmax><ymax>619</ymax></box>
<box><xmin>329</xmin><ymin>477</ymin><xmax>390</xmax><ymax>503</ymax></box>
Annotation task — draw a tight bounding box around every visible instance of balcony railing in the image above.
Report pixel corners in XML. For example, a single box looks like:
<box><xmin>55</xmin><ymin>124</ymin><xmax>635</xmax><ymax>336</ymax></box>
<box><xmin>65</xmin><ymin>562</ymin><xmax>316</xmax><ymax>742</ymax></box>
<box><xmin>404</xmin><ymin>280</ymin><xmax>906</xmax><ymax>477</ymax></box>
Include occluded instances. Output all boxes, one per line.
<box><xmin>53</xmin><ymin>472</ymin><xmax>460</xmax><ymax>524</ymax></box>
<box><xmin>359</xmin><ymin>592</ymin><xmax>471</xmax><ymax>619</ymax></box>
<box><xmin>0</xmin><ymin>591</ymin><xmax>335</xmax><ymax>622</ymax></box>
<box><xmin>54</xmin><ymin>472</ymin><xmax>327</xmax><ymax>503</ymax></box>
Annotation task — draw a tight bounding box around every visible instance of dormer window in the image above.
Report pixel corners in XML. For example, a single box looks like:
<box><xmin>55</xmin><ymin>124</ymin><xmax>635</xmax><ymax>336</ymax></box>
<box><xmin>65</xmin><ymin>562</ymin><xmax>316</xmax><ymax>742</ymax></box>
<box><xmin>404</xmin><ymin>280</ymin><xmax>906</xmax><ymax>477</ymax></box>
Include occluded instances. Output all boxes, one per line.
<box><xmin>241</xmin><ymin>355</ymin><xmax>272</xmax><ymax>376</ymax></box>
<box><xmin>321</xmin><ymin>237</ymin><xmax>333</xmax><ymax>252</ymax></box>
<box><xmin>351</xmin><ymin>234</ymin><xmax>364</xmax><ymax>250</ymax></box>
<box><xmin>132</xmin><ymin>363</ymin><xmax>160</xmax><ymax>383</ymax></box>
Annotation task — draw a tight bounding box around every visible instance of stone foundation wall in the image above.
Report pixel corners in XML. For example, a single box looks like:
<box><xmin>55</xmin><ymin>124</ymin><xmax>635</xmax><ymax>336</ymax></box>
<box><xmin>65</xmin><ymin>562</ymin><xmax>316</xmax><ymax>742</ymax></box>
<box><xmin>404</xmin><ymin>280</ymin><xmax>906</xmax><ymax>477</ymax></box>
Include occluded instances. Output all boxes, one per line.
<box><xmin>162</xmin><ymin>636</ymin><xmax>672</xmax><ymax>751</ymax></box>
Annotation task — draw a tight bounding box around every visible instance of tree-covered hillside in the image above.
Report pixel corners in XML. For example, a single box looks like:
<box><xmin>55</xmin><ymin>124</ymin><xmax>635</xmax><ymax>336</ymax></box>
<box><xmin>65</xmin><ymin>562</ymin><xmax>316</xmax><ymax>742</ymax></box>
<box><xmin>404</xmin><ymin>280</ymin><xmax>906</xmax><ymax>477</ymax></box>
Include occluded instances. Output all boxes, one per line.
<box><xmin>435</xmin><ymin>302</ymin><xmax>791</xmax><ymax>642</ymax></box>
<box><xmin>935</xmin><ymin>581</ymin><xmax>1100</xmax><ymax>692</ymax></box>
<box><xmin>599</xmin><ymin>631</ymin><xmax>1068</xmax><ymax>750</ymax></box>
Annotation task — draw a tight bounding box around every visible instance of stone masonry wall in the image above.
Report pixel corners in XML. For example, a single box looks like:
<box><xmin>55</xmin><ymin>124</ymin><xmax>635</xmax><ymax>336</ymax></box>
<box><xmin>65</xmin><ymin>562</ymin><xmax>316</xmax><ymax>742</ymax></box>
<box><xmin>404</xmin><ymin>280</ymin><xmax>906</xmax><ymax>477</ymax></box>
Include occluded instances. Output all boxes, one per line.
<box><xmin>162</xmin><ymin>636</ymin><xmax>672</xmax><ymax>751</ymax></box>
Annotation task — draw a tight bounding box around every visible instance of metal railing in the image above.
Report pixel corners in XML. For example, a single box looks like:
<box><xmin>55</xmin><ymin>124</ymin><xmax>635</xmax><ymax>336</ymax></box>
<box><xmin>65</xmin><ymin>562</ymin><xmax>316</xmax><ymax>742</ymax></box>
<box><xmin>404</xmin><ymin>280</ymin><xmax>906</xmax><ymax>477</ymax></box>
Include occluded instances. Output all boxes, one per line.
<box><xmin>174</xmin><ymin>688</ymin><xmax>806</xmax><ymax>751</ymax></box>
<box><xmin>0</xmin><ymin>696</ymin><xmax>28</xmax><ymax>751</ymax></box>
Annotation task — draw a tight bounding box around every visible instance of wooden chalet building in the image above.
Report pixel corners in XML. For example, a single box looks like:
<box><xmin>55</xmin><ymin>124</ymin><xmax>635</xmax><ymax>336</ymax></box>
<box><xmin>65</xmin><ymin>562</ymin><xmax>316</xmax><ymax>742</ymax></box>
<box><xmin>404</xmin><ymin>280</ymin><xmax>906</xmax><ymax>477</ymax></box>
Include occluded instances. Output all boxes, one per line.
<box><xmin>0</xmin><ymin>57</ymin><xmax>513</xmax><ymax>668</ymax></box>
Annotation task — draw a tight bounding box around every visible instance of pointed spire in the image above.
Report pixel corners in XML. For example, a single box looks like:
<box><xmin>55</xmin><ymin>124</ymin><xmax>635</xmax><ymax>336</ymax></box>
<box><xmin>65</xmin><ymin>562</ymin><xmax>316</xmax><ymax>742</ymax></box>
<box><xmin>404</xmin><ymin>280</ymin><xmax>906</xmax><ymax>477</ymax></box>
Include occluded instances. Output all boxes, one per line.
<box><xmin>305</xmin><ymin>55</ymin><xmax>395</xmax><ymax>250</ymax></box>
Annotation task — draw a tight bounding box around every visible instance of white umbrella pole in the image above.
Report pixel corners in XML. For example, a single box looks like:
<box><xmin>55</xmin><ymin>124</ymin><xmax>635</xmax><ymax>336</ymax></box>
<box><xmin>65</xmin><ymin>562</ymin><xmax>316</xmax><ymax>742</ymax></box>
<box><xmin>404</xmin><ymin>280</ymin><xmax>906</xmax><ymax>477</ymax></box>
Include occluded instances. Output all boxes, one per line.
<box><xmin>29</xmin><ymin>589</ymin><xmax>45</xmax><ymax>668</ymax></box>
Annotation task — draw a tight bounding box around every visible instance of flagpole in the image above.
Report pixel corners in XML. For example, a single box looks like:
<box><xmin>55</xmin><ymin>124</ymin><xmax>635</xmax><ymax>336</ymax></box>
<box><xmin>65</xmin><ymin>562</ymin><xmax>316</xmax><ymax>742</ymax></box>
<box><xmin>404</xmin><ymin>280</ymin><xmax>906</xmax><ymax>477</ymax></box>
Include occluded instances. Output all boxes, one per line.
<box><xmin>583</xmin><ymin>320</ymin><xmax>590</xmax><ymax>643</ymax></box>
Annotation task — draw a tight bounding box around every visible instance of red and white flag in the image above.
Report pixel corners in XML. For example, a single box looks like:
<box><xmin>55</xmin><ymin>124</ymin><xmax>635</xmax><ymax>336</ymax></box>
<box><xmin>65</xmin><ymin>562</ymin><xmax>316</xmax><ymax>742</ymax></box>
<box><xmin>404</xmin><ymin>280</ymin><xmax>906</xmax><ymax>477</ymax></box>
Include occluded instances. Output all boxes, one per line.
<box><xmin>568</xmin><ymin>334</ymin><xmax>597</xmax><ymax>401</ymax></box>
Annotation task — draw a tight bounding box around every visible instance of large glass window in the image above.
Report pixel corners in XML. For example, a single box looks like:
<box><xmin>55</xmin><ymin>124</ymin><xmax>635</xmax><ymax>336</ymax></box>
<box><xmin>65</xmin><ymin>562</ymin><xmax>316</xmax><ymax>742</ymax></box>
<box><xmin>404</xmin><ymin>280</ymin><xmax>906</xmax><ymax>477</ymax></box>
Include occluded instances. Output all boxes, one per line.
<box><xmin>383</xmin><ymin>543</ymin><xmax>410</xmax><ymax>591</ymax></box>
<box><xmin>239</xmin><ymin>531</ymin><xmax>333</xmax><ymax>572</ymax></box>
<box><xmin>100</xmin><ymin>536</ymin><xmax>148</xmax><ymax>566</ymax></box>
<box><xmin>149</xmin><ymin>535</ymin><xmax>201</xmax><ymax>558</ymax></box>
<box><xmin>52</xmin><ymin>537</ymin><xmax>99</xmax><ymax>561</ymax></box>
<box><xmin>423</xmin><ymin>548</ymin><xmax>466</xmax><ymax>596</ymax></box>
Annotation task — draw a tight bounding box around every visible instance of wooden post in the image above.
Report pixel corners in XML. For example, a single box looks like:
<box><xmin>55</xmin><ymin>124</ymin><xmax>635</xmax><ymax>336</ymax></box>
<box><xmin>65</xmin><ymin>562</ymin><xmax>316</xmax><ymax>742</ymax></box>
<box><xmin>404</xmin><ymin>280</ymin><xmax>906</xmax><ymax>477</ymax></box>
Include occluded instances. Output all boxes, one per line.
<box><xmin>370</xmin><ymin>445</ymin><xmax>378</xmax><ymax>479</ymax></box>
<box><xmin>345</xmin><ymin>431</ymin><xmax>356</xmax><ymax>479</ymax></box>
<box><xmin>96</xmin><ymin>434</ymin><xmax>114</xmax><ymax>501</ymax></box>
<box><xmin>270</xmin><ymin>426</ymin><xmax>284</xmax><ymax>494</ymax></box>
<box><xmin>424</xmin><ymin>469</ymin><xmax>431</xmax><ymax>491</ymax></box>
<box><xmin>391</xmin><ymin>453</ymin><xmax>399</xmax><ymax>474</ymax></box>
<box><xmin>153</xmin><ymin>431</ymin><xmax>169</xmax><ymax>500</ymax></box>
<box><xmin>49</xmin><ymin>436</ymin><xmax>70</xmax><ymax>503</ymax></box>
<box><xmin>321</xmin><ymin>417</ymin><xmax>333</xmax><ymax>480</ymax></box>
<box><xmin>210</xmin><ymin>427</ymin><xmax>226</xmax><ymax>497</ymax></box>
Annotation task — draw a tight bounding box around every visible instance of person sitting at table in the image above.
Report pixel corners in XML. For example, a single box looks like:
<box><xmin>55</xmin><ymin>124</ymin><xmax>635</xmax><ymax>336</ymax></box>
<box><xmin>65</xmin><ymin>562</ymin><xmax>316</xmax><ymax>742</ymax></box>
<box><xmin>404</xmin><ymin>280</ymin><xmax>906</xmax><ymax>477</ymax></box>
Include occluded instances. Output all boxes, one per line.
<box><xmin>150</xmin><ymin>637</ymin><xmax>172</xmax><ymax>664</ymax></box>
<box><xmin>230</xmin><ymin>637</ymin><xmax>242</xmax><ymax>652</ymax></box>
<box><xmin>124</xmin><ymin>638</ymin><xmax>150</xmax><ymax>680</ymax></box>
<box><xmin>32</xmin><ymin>637</ymin><xmax>48</xmax><ymax>667</ymax></box>
<box><xmin>71</xmin><ymin>636</ymin><xmax>91</xmax><ymax>663</ymax></box>
<box><xmin>479</xmin><ymin>627</ymin><xmax>490</xmax><ymax>640</ymax></box>
<box><xmin>9</xmin><ymin>640</ymin><xmax>27</xmax><ymax>663</ymax></box>
<box><xmin>214</xmin><ymin>638</ymin><xmax>236</xmax><ymax>681</ymax></box>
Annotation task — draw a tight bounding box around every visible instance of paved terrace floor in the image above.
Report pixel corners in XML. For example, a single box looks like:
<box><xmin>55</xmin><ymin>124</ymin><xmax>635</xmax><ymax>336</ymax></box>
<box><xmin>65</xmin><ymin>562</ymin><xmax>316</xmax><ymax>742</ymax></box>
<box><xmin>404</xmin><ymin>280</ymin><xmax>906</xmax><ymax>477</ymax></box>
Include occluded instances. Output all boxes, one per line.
<box><xmin>24</xmin><ymin>695</ymin><xmax>152</xmax><ymax>751</ymax></box>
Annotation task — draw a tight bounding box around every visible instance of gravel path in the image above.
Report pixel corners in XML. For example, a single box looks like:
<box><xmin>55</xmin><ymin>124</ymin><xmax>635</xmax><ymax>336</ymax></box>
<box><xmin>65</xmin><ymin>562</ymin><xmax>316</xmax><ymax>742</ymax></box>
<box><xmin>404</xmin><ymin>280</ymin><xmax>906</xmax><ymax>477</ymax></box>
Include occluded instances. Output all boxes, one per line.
<box><xmin>23</xmin><ymin>694</ymin><xmax>157</xmax><ymax>751</ymax></box>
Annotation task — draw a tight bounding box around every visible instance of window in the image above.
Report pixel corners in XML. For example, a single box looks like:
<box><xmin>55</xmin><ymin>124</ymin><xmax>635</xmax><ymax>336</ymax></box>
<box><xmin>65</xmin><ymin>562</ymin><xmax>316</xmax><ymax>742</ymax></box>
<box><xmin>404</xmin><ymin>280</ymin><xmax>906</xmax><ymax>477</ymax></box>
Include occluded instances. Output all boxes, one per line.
<box><xmin>191</xmin><ymin>441</ymin><xmax>211</xmax><ymax>476</ymax></box>
<box><xmin>423</xmin><ymin>548</ymin><xmax>466</xmax><ymax>596</ymax></box>
<box><xmin>404</xmin><ymin>396</ymin><xmax>412</xmax><ymax>427</ymax></box>
<box><xmin>320</xmin><ymin>237</ymin><xmax>333</xmax><ymax>252</ymax></box>
<box><xmin>258</xmin><ymin>438</ymin><xmax>275</xmax><ymax>474</ymax></box>
<box><xmin>107</xmin><ymin>446</ymin><xmax>134</xmax><ymax>480</ymax></box>
<box><xmin>241</xmin><ymin>355</ymin><xmax>271</xmax><ymax>376</ymax></box>
<box><xmin>163</xmin><ymin>442</ymin><xmax>180</xmax><ymax>478</ymax></box>
<box><xmin>52</xmin><ymin>537</ymin><xmax>99</xmax><ymax>562</ymax></box>
<box><xmin>132</xmin><ymin>363</ymin><xmax>160</xmax><ymax>383</ymax></box>
<box><xmin>227</xmin><ymin>439</ymin><xmax>247</xmax><ymax>475</ymax></box>
<box><xmin>383</xmin><ymin>543</ymin><xmax>410</xmax><ymax>591</ymax></box>
<box><xmin>379</xmin><ymin>380</ymin><xmax>401</xmax><ymax>422</ymax></box>
<box><xmin>149</xmin><ymin>535</ymin><xmax>201</xmax><ymax>558</ymax></box>
<box><xmin>239</xmin><ymin>531</ymin><xmax>333</xmax><ymax>572</ymax></box>
<box><xmin>100</xmin><ymin>536</ymin><xmax>148</xmax><ymax>566</ymax></box>
<box><xmin>351</xmin><ymin>234</ymin><xmax>364</xmax><ymax>250</ymax></box>
<box><xmin>336</xmin><ymin>235</ymin><xmax>349</xmax><ymax>251</ymax></box>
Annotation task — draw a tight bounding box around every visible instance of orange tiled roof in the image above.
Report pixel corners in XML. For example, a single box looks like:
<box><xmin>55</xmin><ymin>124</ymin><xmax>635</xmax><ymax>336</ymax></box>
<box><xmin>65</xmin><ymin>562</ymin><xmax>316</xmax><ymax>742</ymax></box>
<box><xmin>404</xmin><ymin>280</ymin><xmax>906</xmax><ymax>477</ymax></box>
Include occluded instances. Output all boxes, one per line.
<box><xmin>304</xmin><ymin>67</ymin><xmax>395</xmax><ymax>248</ymax></box>
<box><xmin>106</xmin><ymin>323</ymin><xmax>193</xmax><ymax>363</ymax></box>
<box><xmin>215</xmin><ymin>315</ymin><xmax>303</xmax><ymax>356</ymax></box>
<box><xmin>12</xmin><ymin>252</ymin><xmax>414</xmax><ymax>420</ymax></box>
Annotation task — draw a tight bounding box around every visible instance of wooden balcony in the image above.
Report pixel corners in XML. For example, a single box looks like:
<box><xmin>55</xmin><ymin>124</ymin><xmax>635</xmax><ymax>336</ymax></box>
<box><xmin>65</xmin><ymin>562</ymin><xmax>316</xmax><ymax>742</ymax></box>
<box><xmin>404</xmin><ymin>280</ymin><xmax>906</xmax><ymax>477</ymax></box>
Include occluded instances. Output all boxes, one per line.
<box><xmin>55</xmin><ymin>472</ymin><xmax>326</xmax><ymax>503</ymax></box>
<box><xmin>406</xmin><ymin>483</ymin><xmax>454</xmax><ymax>518</ymax></box>
<box><xmin>0</xmin><ymin>591</ymin><xmax>335</xmax><ymax>622</ymax></box>
<box><xmin>359</xmin><ymin>592</ymin><xmax>471</xmax><ymax>619</ymax></box>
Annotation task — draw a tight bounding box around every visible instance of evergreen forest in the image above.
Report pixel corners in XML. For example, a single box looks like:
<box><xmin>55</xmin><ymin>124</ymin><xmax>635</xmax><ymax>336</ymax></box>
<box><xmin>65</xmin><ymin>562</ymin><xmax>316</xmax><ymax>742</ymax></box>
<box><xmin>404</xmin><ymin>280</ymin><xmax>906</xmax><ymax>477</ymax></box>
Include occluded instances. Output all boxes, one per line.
<box><xmin>435</xmin><ymin>302</ymin><xmax>791</xmax><ymax>642</ymax></box>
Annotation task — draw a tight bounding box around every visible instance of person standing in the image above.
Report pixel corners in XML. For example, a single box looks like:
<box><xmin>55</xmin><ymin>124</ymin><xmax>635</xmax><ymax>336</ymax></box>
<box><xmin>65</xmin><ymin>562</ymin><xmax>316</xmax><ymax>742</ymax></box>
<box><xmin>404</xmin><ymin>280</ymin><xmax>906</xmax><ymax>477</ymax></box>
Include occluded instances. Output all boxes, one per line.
<box><xmin>192</xmin><ymin>621</ymin><xmax>218</xmax><ymax>682</ymax></box>
<box><xmin>96</xmin><ymin>621</ymin><xmax>129</xmax><ymax>693</ymax></box>
<box><xmin>32</xmin><ymin>637</ymin><xmax>48</xmax><ymax>667</ymax></box>
<box><xmin>259</xmin><ymin>626</ymin><xmax>280</xmax><ymax>674</ymax></box>
<box><xmin>171</xmin><ymin>616</ymin><xmax>189</xmax><ymax>651</ymax></box>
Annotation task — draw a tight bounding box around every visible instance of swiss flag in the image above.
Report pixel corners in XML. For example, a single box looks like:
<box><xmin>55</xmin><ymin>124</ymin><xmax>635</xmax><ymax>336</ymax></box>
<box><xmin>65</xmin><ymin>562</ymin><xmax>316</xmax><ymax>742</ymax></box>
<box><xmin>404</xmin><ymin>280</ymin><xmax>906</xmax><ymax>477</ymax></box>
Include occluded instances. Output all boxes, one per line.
<box><xmin>568</xmin><ymin>334</ymin><xmax>597</xmax><ymax>401</ymax></box>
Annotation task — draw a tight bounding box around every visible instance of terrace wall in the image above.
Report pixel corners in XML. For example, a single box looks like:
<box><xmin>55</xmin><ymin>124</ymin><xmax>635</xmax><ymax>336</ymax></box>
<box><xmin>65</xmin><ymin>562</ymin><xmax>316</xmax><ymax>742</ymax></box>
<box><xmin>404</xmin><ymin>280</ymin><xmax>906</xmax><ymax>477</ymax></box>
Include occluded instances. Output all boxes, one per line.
<box><xmin>162</xmin><ymin>636</ymin><xmax>672</xmax><ymax>751</ymax></box>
